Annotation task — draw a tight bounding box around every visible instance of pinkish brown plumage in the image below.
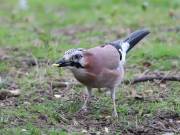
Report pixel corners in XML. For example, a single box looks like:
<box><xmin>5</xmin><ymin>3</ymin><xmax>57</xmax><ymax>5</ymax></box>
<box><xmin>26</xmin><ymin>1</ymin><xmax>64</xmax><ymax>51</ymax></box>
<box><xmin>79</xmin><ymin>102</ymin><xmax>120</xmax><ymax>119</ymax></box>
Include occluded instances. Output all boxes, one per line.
<box><xmin>53</xmin><ymin>29</ymin><xmax>150</xmax><ymax>117</ymax></box>
<box><xmin>71</xmin><ymin>45</ymin><xmax>123</xmax><ymax>88</ymax></box>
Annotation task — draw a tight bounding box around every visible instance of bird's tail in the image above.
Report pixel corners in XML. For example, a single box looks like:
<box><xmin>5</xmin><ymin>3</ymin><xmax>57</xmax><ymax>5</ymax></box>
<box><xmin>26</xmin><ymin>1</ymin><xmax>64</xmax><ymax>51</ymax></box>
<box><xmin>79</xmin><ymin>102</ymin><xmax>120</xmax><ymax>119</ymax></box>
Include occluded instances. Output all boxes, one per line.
<box><xmin>108</xmin><ymin>29</ymin><xmax>149</xmax><ymax>63</ymax></box>
<box><xmin>122</xmin><ymin>29</ymin><xmax>150</xmax><ymax>53</ymax></box>
<box><xmin>113</xmin><ymin>29</ymin><xmax>150</xmax><ymax>64</ymax></box>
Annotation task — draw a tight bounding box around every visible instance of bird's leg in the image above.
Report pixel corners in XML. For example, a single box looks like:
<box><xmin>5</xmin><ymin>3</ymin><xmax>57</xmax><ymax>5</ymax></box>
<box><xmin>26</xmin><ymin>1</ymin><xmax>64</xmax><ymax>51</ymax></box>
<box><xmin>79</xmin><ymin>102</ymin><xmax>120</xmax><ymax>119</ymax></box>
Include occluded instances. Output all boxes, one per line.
<box><xmin>81</xmin><ymin>87</ymin><xmax>92</xmax><ymax>111</ymax></box>
<box><xmin>110</xmin><ymin>88</ymin><xmax>118</xmax><ymax>117</ymax></box>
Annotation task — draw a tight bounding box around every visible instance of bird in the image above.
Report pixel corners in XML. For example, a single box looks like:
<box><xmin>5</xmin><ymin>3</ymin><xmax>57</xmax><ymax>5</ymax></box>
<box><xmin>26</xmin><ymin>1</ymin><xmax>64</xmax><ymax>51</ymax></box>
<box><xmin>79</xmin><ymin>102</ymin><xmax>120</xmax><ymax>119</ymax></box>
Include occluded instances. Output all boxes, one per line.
<box><xmin>53</xmin><ymin>29</ymin><xmax>150</xmax><ymax>117</ymax></box>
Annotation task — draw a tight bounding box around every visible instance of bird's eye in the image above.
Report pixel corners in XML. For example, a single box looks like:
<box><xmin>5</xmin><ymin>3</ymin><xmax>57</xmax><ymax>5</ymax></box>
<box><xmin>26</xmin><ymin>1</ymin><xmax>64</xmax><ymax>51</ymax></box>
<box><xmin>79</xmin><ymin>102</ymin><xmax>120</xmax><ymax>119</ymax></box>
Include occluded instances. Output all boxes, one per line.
<box><xmin>74</xmin><ymin>54</ymin><xmax>81</xmax><ymax>59</ymax></box>
<box><xmin>70</xmin><ymin>57</ymin><xmax>74</xmax><ymax>61</ymax></box>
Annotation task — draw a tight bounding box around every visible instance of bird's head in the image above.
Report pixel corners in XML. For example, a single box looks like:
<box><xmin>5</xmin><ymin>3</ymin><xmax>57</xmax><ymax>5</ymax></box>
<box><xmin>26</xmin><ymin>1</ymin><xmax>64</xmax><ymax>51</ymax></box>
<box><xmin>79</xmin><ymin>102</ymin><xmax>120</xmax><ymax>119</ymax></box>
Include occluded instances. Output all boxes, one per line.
<box><xmin>53</xmin><ymin>48</ymin><xmax>87</xmax><ymax>68</ymax></box>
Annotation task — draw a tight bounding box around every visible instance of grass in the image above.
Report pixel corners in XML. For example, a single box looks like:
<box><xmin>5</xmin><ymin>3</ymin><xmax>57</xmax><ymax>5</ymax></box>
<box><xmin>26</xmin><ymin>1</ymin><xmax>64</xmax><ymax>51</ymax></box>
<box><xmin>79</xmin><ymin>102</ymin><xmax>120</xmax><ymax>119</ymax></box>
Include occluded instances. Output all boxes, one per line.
<box><xmin>0</xmin><ymin>0</ymin><xmax>180</xmax><ymax>134</ymax></box>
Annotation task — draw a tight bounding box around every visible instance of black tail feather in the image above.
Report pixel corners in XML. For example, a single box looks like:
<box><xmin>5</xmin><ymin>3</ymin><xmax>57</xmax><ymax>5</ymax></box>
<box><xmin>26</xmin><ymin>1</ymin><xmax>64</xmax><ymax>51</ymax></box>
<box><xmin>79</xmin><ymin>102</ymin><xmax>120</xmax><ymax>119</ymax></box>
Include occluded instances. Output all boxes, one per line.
<box><xmin>124</xmin><ymin>29</ymin><xmax>150</xmax><ymax>52</ymax></box>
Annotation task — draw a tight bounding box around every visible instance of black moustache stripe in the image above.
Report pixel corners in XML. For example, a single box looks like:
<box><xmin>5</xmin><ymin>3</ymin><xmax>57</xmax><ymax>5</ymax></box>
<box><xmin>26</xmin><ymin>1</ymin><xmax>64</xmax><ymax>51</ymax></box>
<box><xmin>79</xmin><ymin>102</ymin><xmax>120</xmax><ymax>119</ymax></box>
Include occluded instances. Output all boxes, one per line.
<box><xmin>70</xmin><ymin>62</ymin><xmax>84</xmax><ymax>68</ymax></box>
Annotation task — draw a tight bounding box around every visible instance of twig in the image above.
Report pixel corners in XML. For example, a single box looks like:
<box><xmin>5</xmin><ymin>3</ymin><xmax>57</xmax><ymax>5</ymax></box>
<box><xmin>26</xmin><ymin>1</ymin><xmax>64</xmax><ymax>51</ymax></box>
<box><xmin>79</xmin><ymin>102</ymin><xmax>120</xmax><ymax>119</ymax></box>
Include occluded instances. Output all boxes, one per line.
<box><xmin>51</xmin><ymin>75</ymin><xmax>180</xmax><ymax>88</ymax></box>
<box><xmin>147</xmin><ymin>125</ymin><xmax>179</xmax><ymax>133</ymax></box>
<box><xmin>123</xmin><ymin>76</ymin><xmax>180</xmax><ymax>85</ymax></box>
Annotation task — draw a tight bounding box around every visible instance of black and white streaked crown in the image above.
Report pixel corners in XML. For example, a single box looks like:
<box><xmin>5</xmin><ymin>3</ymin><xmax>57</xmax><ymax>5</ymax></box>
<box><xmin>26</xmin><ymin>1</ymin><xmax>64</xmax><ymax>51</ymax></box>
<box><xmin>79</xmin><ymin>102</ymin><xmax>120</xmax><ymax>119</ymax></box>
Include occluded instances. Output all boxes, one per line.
<box><xmin>64</xmin><ymin>48</ymin><xmax>84</xmax><ymax>55</ymax></box>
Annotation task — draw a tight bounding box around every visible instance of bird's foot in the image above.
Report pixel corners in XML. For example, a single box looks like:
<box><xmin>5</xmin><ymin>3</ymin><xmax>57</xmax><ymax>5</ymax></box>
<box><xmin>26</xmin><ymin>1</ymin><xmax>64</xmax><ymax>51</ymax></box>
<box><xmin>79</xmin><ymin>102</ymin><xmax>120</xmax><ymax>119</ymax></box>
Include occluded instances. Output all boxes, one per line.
<box><xmin>112</xmin><ymin>111</ymin><xmax>118</xmax><ymax>118</ymax></box>
<box><xmin>81</xmin><ymin>106</ymin><xmax>88</xmax><ymax>111</ymax></box>
<box><xmin>78</xmin><ymin>106</ymin><xmax>89</xmax><ymax>113</ymax></box>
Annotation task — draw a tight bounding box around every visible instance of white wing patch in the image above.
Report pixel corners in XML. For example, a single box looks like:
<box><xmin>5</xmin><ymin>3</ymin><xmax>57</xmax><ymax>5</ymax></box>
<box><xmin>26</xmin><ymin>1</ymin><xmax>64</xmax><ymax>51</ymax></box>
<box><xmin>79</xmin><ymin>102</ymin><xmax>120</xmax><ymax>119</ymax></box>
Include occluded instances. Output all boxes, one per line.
<box><xmin>121</xmin><ymin>42</ymin><xmax>130</xmax><ymax>53</ymax></box>
<box><xmin>119</xmin><ymin>42</ymin><xmax>130</xmax><ymax>64</ymax></box>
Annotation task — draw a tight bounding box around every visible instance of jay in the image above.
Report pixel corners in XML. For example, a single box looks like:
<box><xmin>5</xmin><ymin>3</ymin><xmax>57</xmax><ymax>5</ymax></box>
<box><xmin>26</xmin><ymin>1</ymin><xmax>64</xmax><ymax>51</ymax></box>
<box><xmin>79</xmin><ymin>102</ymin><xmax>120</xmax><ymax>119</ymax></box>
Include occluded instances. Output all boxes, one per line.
<box><xmin>53</xmin><ymin>29</ymin><xmax>150</xmax><ymax>117</ymax></box>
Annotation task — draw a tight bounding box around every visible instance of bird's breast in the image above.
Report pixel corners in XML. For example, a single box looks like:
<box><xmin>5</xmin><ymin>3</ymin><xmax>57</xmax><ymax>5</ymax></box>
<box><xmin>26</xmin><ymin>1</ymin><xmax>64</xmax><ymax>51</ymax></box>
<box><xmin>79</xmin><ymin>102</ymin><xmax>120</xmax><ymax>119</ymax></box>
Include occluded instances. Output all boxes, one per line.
<box><xmin>71</xmin><ymin>68</ymin><xmax>97</xmax><ymax>86</ymax></box>
<box><xmin>70</xmin><ymin>45</ymin><xmax>123</xmax><ymax>88</ymax></box>
<box><xmin>70</xmin><ymin>65</ymin><xmax>124</xmax><ymax>88</ymax></box>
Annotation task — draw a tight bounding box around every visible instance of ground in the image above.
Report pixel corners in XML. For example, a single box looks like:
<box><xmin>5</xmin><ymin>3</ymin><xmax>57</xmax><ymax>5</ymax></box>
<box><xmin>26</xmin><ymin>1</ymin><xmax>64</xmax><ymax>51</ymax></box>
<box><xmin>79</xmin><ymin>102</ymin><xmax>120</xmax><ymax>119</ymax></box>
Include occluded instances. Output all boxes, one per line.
<box><xmin>0</xmin><ymin>0</ymin><xmax>180</xmax><ymax>134</ymax></box>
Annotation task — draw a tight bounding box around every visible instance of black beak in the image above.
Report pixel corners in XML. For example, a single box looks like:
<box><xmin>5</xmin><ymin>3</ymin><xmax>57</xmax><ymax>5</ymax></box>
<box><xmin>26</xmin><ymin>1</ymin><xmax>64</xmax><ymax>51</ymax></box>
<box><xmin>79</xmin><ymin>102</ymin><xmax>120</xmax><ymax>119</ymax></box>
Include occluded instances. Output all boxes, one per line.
<box><xmin>52</xmin><ymin>59</ymin><xmax>71</xmax><ymax>67</ymax></box>
<box><xmin>53</xmin><ymin>59</ymin><xmax>84</xmax><ymax>68</ymax></box>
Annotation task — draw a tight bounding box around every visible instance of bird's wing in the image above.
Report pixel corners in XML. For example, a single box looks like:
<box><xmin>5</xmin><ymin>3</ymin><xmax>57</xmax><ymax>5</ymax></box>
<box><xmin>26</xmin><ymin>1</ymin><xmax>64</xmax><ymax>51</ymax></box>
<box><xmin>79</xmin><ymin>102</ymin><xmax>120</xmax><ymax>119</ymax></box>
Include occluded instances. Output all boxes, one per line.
<box><xmin>87</xmin><ymin>45</ymin><xmax>120</xmax><ymax>70</ymax></box>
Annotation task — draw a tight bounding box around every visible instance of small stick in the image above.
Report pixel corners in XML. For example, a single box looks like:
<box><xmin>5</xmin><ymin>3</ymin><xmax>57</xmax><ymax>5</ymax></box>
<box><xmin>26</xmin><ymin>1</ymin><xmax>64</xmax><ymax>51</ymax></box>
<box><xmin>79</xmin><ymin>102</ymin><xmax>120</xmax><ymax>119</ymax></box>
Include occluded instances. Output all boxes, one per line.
<box><xmin>123</xmin><ymin>76</ymin><xmax>180</xmax><ymax>85</ymax></box>
<box><xmin>51</xmin><ymin>76</ymin><xmax>180</xmax><ymax>88</ymax></box>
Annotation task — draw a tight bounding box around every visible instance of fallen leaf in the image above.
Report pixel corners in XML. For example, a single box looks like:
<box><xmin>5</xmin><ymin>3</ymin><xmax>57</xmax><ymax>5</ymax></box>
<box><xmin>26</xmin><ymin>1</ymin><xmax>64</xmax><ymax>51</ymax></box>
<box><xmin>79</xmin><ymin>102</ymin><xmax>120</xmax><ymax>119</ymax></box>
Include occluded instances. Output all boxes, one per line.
<box><xmin>81</xmin><ymin>129</ymin><xmax>88</xmax><ymax>133</ymax></box>
<box><xmin>104</xmin><ymin>127</ymin><xmax>109</xmax><ymax>133</ymax></box>
<box><xmin>162</xmin><ymin>132</ymin><xmax>174</xmax><ymax>135</ymax></box>
<box><xmin>21</xmin><ymin>129</ymin><xmax>27</xmax><ymax>132</ymax></box>
<box><xmin>38</xmin><ymin>114</ymin><xmax>48</xmax><ymax>121</ymax></box>
<box><xmin>144</xmin><ymin>90</ymin><xmax>153</xmax><ymax>95</ymax></box>
<box><xmin>142</xmin><ymin>61</ymin><xmax>151</xmax><ymax>67</ymax></box>
<box><xmin>130</xmin><ymin>87</ymin><xmax>137</xmax><ymax>97</ymax></box>
<box><xmin>0</xmin><ymin>89</ymin><xmax>20</xmax><ymax>100</ymax></box>
<box><xmin>176</xmin><ymin>120</ymin><xmax>180</xmax><ymax>124</ymax></box>
<box><xmin>24</xmin><ymin>101</ymin><xmax>31</xmax><ymax>105</ymax></box>
<box><xmin>9</xmin><ymin>89</ymin><xmax>20</xmax><ymax>96</ymax></box>
<box><xmin>52</xmin><ymin>82</ymin><xmax>69</xmax><ymax>88</ymax></box>
<box><xmin>54</xmin><ymin>94</ymin><xmax>61</xmax><ymax>99</ymax></box>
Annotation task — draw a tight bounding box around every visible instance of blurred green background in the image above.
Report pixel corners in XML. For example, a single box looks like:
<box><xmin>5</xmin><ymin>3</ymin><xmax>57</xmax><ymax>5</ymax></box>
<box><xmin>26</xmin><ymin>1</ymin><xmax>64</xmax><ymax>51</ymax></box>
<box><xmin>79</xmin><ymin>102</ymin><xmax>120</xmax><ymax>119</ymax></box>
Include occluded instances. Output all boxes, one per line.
<box><xmin>0</xmin><ymin>0</ymin><xmax>180</xmax><ymax>134</ymax></box>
